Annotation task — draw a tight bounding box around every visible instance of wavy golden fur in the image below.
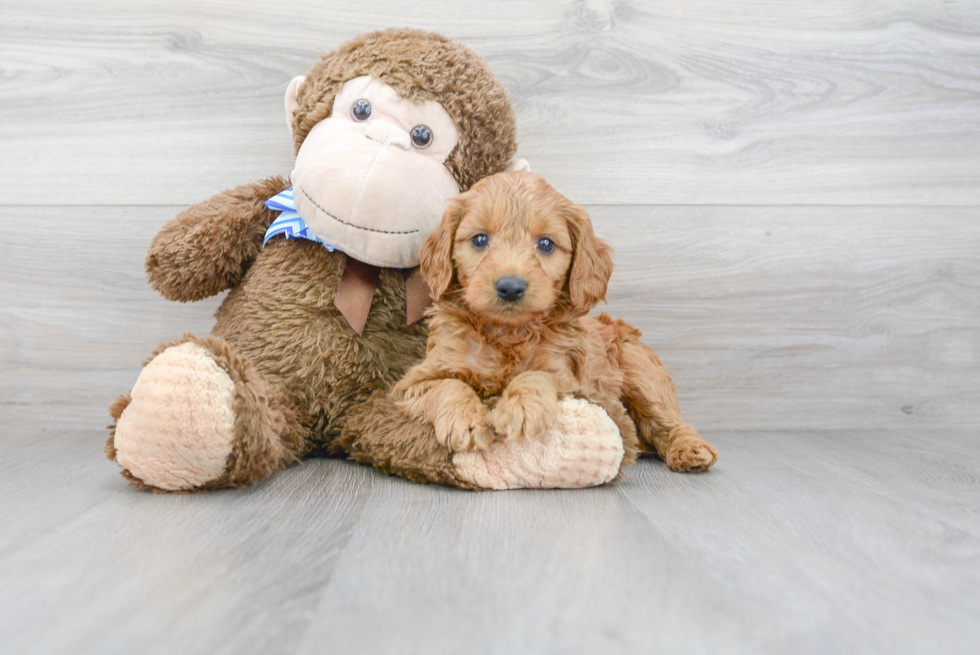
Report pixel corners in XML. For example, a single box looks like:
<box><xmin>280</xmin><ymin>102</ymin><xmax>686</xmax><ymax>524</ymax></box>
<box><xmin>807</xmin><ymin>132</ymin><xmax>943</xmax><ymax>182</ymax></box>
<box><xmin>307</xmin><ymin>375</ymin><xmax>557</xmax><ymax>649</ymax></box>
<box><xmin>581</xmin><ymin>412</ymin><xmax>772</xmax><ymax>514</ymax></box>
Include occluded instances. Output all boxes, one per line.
<box><xmin>392</xmin><ymin>171</ymin><xmax>719</xmax><ymax>472</ymax></box>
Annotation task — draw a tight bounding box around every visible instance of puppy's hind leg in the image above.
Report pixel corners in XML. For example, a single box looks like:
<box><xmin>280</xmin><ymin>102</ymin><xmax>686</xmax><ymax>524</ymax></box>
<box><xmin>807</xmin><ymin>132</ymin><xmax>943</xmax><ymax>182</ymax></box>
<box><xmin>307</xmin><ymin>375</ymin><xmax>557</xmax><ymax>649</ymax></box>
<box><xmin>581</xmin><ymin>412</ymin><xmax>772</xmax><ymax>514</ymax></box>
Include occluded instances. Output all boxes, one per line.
<box><xmin>615</xmin><ymin>322</ymin><xmax>718</xmax><ymax>472</ymax></box>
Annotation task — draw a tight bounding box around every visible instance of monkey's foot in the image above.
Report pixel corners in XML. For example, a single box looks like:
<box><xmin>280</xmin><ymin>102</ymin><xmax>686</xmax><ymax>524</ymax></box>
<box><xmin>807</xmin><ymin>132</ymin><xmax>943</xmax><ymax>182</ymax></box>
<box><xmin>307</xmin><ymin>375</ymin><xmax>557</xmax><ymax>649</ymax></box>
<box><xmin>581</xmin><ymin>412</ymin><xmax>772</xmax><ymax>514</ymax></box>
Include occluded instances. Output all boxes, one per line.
<box><xmin>452</xmin><ymin>398</ymin><xmax>624</xmax><ymax>490</ymax></box>
<box><xmin>111</xmin><ymin>341</ymin><xmax>239</xmax><ymax>491</ymax></box>
<box><xmin>107</xmin><ymin>336</ymin><xmax>297</xmax><ymax>492</ymax></box>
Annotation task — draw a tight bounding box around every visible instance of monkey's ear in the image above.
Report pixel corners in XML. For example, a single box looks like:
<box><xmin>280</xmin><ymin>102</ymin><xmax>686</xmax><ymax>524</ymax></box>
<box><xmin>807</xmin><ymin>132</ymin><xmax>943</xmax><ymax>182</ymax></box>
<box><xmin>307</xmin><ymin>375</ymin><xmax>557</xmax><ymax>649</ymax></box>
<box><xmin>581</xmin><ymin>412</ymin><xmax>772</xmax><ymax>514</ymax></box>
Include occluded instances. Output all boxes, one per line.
<box><xmin>564</xmin><ymin>203</ymin><xmax>614</xmax><ymax>313</ymax></box>
<box><xmin>420</xmin><ymin>195</ymin><xmax>468</xmax><ymax>302</ymax></box>
<box><xmin>285</xmin><ymin>76</ymin><xmax>307</xmax><ymax>135</ymax></box>
<box><xmin>507</xmin><ymin>158</ymin><xmax>531</xmax><ymax>172</ymax></box>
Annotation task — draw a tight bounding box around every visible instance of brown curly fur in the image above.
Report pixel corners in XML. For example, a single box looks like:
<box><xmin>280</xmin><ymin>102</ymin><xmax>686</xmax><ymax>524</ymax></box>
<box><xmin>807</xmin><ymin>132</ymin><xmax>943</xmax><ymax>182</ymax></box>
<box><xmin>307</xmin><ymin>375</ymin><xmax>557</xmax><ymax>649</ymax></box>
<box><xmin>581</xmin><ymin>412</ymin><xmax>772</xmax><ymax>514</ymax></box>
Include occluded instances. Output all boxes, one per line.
<box><xmin>391</xmin><ymin>172</ymin><xmax>719</xmax><ymax>472</ymax></box>
<box><xmin>107</xmin><ymin>30</ymin><xmax>519</xmax><ymax>490</ymax></box>
<box><xmin>145</xmin><ymin>176</ymin><xmax>290</xmax><ymax>303</ymax></box>
<box><xmin>338</xmin><ymin>391</ymin><xmax>479</xmax><ymax>489</ymax></box>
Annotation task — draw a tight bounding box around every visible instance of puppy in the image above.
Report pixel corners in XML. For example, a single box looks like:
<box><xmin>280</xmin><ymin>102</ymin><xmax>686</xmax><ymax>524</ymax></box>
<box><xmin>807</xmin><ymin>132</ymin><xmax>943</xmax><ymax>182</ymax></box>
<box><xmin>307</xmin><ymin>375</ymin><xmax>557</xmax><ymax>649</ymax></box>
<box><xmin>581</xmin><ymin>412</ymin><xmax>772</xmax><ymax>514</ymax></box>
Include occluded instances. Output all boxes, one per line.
<box><xmin>392</xmin><ymin>171</ymin><xmax>718</xmax><ymax>473</ymax></box>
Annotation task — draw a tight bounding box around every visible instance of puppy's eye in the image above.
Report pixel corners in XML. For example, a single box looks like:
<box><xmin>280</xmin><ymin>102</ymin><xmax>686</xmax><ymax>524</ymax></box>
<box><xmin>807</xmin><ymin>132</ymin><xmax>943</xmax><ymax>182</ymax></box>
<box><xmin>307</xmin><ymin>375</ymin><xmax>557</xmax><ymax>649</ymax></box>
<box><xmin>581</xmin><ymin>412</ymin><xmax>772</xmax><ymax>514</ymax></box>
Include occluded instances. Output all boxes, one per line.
<box><xmin>471</xmin><ymin>234</ymin><xmax>490</xmax><ymax>250</ymax></box>
<box><xmin>537</xmin><ymin>237</ymin><xmax>556</xmax><ymax>254</ymax></box>
<box><xmin>411</xmin><ymin>125</ymin><xmax>432</xmax><ymax>149</ymax></box>
<box><xmin>351</xmin><ymin>99</ymin><xmax>372</xmax><ymax>122</ymax></box>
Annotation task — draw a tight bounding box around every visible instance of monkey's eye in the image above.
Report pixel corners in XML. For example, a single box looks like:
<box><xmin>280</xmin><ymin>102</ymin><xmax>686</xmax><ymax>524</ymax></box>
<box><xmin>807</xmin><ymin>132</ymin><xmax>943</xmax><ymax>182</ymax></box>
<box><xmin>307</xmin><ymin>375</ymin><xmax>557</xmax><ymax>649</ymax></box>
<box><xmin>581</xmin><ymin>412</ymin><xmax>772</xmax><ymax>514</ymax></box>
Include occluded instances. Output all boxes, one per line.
<box><xmin>351</xmin><ymin>99</ymin><xmax>372</xmax><ymax>122</ymax></box>
<box><xmin>471</xmin><ymin>234</ymin><xmax>490</xmax><ymax>250</ymax></box>
<box><xmin>537</xmin><ymin>237</ymin><xmax>556</xmax><ymax>254</ymax></box>
<box><xmin>411</xmin><ymin>125</ymin><xmax>432</xmax><ymax>149</ymax></box>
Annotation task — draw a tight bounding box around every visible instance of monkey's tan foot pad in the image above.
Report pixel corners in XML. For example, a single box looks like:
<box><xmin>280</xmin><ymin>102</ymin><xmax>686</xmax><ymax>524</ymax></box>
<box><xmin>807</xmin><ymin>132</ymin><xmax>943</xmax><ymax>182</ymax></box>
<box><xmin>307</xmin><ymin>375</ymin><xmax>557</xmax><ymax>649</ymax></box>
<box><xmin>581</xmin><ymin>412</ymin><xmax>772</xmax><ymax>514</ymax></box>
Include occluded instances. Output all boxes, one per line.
<box><xmin>453</xmin><ymin>398</ymin><xmax>624</xmax><ymax>490</ymax></box>
<box><xmin>113</xmin><ymin>342</ymin><xmax>237</xmax><ymax>491</ymax></box>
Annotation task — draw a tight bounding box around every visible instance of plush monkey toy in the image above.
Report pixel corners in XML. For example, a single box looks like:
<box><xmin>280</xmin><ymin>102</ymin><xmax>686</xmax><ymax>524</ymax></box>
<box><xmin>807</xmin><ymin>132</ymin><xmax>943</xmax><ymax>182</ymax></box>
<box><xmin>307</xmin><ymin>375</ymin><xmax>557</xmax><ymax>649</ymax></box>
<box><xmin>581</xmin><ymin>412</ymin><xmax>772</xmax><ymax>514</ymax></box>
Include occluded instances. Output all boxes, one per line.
<box><xmin>106</xmin><ymin>29</ymin><xmax>626</xmax><ymax>491</ymax></box>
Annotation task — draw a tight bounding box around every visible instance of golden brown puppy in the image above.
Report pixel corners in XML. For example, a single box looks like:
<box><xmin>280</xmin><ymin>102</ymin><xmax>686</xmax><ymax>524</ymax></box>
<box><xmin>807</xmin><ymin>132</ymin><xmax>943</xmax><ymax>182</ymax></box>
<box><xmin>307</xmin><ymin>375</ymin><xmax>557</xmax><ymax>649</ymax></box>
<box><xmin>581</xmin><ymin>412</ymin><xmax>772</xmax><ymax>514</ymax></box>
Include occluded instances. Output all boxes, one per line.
<box><xmin>392</xmin><ymin>171</ymin><xmax>718</xmax><ymax>472</ymax></box>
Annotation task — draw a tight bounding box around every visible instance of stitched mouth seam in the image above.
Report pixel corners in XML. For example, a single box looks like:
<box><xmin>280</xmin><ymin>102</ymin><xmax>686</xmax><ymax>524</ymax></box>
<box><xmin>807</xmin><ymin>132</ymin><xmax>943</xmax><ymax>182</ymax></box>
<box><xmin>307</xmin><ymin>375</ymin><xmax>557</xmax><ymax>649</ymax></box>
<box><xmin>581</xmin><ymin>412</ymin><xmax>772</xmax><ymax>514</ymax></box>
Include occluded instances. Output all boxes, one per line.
<box><xmin>298</xmin><ymin>186</ymin><xmax>420</xmax><ymax>235</ymax></box>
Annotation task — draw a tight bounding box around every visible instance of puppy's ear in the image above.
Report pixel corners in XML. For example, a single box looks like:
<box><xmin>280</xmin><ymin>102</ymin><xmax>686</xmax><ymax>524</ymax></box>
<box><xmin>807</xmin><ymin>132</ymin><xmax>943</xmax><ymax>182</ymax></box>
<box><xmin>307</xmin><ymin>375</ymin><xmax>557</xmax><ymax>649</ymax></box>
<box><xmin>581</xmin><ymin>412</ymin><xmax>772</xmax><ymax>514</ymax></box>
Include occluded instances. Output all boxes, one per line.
<box><xmin>564</xmin><ymin>202</ymin><xmax>614</xmax><ymax>313</ymax></box>
<box><xmin>420</xmin><ymin>194</ymin><xmax>467</xmax><ymax>301</ymax></box>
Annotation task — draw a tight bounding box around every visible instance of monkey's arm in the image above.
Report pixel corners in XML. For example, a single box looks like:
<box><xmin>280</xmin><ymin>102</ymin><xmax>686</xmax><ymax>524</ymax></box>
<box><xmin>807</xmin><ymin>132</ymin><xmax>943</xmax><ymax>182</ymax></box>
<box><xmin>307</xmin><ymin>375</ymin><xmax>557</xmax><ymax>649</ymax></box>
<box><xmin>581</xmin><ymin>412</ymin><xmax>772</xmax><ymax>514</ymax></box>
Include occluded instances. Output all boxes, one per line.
<box><xmin>145</xmin><ymin>176</ymin><xmax>291</xmax><ymax>302</ymax></box>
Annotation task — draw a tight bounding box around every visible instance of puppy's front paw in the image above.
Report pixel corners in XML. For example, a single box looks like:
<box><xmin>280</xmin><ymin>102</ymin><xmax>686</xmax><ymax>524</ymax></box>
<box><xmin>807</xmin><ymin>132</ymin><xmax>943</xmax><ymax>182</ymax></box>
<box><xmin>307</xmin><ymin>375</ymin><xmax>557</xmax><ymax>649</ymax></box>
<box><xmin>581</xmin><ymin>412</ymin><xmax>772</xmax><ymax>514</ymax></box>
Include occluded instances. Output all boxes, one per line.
<box><xmin>666</xmin><ymin>438</ymin><xmax>719</xmax><ymax>472</ymax></box>
<box><xmin>433</xmin><ymin>400</ymin><xmax>493</xmax><ymax>451</ymax></box>
<box><xmin>490</xmin><ymin>388</ymin><xmax>559</xmax><ymax>441</ymax></box>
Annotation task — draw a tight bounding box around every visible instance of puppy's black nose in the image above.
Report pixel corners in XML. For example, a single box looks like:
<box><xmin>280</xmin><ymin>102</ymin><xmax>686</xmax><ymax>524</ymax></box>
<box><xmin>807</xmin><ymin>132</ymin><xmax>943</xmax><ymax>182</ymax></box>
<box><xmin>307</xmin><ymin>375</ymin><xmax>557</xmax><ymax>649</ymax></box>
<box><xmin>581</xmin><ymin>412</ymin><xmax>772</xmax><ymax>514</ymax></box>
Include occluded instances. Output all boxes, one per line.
<box><xmin>495</xmin><ymin>277</ymin><xmax>527</xmax><ymax>303</ymax></box>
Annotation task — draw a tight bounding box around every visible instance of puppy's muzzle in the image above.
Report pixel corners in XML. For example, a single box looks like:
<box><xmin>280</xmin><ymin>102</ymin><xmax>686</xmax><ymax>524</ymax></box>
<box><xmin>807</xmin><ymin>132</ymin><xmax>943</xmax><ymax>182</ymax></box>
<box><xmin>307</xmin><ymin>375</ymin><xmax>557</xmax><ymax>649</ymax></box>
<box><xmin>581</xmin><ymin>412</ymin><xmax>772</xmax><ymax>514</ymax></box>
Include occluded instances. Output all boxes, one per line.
<box><xmin>495</xmin><ymin>277</ymin><xmax>527</xmax><ymax>303</ymax></box>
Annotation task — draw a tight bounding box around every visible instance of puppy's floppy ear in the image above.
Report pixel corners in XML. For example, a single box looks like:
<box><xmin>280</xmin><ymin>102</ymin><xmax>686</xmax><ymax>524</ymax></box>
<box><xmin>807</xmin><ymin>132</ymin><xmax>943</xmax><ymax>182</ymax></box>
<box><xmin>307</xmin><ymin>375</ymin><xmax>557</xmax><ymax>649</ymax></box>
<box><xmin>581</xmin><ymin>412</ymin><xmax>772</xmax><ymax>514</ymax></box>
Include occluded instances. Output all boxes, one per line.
<box><xmin>564</xmin><ymin>202</ymin><xmax>614</xmax><ymax>313</ymax></box>
<box><xmin>420</xmin><ymin>193</ymin><xmax>468</xmax><ymax>301</ymax></box>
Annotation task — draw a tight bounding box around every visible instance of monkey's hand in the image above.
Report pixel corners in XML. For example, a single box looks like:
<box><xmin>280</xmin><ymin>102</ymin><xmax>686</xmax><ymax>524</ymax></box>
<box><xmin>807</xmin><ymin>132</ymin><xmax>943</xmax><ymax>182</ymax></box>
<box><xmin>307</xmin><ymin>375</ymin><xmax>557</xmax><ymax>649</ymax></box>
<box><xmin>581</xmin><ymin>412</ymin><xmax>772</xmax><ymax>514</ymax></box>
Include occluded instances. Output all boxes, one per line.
<box><xmin>145</xmin><ymin>176</ymin><xmax>290</xmax><ymax>302</ymax></box>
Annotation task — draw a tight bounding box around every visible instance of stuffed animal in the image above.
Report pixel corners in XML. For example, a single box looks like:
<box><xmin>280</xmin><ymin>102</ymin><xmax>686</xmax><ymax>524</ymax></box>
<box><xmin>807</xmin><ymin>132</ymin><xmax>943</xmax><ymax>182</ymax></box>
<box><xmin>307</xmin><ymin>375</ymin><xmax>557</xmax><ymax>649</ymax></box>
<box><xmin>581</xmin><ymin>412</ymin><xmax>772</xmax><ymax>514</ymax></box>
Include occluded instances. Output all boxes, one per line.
<box><xmin>105</xmin><ymin>28</ymin><xmax>627</xmax><ymax>491</ymax></box>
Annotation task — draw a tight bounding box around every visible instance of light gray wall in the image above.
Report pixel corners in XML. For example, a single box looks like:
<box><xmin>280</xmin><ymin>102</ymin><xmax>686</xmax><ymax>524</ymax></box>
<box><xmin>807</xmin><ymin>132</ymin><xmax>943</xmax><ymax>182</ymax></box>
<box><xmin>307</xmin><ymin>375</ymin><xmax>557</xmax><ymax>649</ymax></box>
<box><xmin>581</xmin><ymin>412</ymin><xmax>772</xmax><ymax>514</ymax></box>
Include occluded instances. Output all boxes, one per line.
<box><xmin>2</xmin><ymin>0</ymin><xmax>978</xmax><ymax>433</ymax></box>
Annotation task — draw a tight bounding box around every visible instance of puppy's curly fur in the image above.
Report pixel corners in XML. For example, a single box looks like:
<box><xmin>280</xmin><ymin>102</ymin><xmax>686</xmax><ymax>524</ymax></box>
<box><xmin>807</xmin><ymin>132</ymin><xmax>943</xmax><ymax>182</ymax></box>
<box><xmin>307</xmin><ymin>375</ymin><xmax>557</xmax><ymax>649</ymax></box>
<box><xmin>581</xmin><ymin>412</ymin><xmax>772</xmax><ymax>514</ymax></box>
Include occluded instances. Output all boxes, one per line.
<box><xmin>392</xmin><ymin>171</ymin><xmax>719</xmax><ymax>472</ymax></box>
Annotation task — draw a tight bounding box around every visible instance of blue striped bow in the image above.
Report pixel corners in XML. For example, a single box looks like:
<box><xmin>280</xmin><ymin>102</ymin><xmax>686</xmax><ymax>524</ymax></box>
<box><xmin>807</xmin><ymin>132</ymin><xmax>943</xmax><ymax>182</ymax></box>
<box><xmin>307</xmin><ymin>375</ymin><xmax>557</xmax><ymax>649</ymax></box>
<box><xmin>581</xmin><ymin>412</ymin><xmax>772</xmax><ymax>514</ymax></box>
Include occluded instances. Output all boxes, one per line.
<box><xmin>263</xmin><ymin>187</ymin><xmax>335</xmax><ymax>251</ymax></box>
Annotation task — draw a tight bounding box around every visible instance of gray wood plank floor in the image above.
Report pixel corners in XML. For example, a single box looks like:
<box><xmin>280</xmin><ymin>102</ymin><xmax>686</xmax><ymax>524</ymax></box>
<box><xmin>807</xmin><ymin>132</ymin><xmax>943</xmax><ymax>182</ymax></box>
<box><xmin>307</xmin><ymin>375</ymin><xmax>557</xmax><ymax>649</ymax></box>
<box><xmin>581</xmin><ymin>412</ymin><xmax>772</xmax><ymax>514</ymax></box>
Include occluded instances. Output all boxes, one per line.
<box><xmin>2</xmin><ymin>0</ymin><xmax>979</xmax><ymax>653</ymax></box>
<box><xmin>1</xmin><ymin>429</ymin><xmax>978</xmax><ymax>655</ymax></box>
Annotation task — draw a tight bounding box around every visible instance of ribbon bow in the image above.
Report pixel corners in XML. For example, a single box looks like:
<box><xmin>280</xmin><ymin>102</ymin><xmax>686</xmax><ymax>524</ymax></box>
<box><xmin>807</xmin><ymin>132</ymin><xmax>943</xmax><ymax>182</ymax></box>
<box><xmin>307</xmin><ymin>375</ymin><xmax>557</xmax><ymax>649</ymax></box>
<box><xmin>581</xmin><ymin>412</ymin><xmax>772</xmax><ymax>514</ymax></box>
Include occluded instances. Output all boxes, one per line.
<box><xmin>264</xmin><ymin>188</ymin><xmax>430</xmax><ymax>335</ymax></box>
<box><xmin>263</xmin><ymin>188</ymin><xmax>334</xmax><ymax>249</ymax></box>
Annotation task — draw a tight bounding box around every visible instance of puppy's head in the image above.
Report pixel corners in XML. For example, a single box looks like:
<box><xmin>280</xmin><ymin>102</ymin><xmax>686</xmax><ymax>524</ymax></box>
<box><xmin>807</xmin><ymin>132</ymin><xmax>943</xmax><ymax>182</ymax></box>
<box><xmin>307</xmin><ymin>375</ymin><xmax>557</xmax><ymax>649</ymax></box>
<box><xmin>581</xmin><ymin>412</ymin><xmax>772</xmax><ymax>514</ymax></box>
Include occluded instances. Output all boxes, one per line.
<box><xmin>420</xmin><ymin>171</ymin><xmax>613</xmax><ymax>325</ymax></box>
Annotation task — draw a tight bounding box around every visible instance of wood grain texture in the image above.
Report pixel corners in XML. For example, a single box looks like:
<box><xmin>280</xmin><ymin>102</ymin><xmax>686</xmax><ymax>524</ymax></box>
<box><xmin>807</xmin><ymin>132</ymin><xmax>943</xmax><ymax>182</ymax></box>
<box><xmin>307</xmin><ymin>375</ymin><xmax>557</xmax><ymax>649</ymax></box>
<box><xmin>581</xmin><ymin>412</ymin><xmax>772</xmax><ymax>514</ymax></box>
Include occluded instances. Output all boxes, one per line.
<box><xmin>2</xmin><ymin>3</ymin><xmax>979</xmax><ymax>653</ymax></box>
<box><xmin>2</xmin><ymin>204</ymin><xmax>976</xmax><ymax>432</ymax></box>
<box><xmin>2</xmin><ymin>0</ymin><xmax>979</xmax><ymax>205</ymax></box>
<box><xmin>0</xmin><ymin>428</ymin><xmax>977</xmax><ymax>655</ymax></box>
<box><xmin>596</xmin><ymin>205</ymin><xmax>980</xmax><ymax>431</ymax></box>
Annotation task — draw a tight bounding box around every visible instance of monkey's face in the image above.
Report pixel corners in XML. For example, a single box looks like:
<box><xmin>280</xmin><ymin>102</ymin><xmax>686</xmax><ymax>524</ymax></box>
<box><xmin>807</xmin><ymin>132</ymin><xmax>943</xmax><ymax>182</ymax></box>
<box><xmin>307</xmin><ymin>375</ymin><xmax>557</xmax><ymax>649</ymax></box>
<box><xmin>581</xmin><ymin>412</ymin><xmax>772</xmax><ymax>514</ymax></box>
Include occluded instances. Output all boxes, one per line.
<box><xmin>288</xmin><ymin>76</ymin><xmax>461</xmax><ymax>268</ymax></box>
